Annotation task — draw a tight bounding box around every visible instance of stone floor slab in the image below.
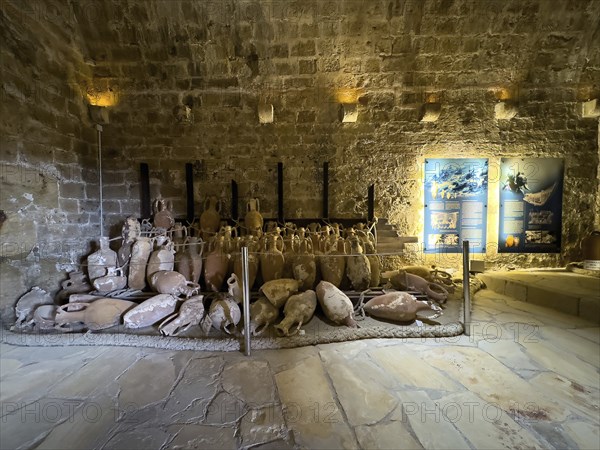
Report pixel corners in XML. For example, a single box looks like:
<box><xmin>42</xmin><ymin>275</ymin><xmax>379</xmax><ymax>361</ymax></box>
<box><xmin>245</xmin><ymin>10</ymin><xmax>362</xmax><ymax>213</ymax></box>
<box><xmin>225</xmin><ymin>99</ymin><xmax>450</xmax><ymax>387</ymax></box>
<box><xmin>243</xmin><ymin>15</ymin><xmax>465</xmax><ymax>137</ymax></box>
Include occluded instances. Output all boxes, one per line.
<box><xmin>355</xmin><ymin>422</ymin><xmax>423</xmax><ymax>450</ymax></box>
<box><xmin>319</xmin><ymin>348</ymin><xmax>397</xmax><ymax>426</ymax></box>
<box><xmin>367</xmin><ymin>346</ymin><xmax>462</xmax><ymax>391</ymax></box>
<box><xmin>395</xmin><ymin>390</ymin><xmax>470</xmax><ymax>449</ymax></box>
<box><xmin>274</xmin><ymin>355</ymin><xmax>358</xmax><ymax>449</ymax></box>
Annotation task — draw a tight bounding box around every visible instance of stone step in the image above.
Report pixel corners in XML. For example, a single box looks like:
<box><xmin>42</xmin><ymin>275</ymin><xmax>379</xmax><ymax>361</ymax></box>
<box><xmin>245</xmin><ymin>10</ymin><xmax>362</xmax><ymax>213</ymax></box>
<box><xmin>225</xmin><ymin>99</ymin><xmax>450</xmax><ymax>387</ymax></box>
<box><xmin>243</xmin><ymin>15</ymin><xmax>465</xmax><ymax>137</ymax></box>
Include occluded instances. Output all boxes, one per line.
<box><xmin>477</xmin><ymin>270</ymin><xmax>600</xmax><ymax>324</ymax></box>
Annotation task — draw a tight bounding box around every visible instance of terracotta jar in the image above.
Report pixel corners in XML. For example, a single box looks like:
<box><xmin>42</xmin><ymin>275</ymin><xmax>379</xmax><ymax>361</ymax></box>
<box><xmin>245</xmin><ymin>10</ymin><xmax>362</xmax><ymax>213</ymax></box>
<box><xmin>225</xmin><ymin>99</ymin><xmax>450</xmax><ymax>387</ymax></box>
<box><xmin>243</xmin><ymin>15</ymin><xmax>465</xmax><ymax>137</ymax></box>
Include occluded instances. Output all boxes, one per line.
<box><xmin>245</xmin><ymin>198</ymin><xmax>263</xmax><ymax>237</ymax></box>
<box><xmin>363</xmin><ymin>239</ymin><xmax>381</xmax><ymax>288</ymax></box>
<box><xmin>204</xmin><ymin>235</ymin><xmax>230</xmax><ymax>291</ymax></box>
<box><xmin>153</xmin><ymin>199</ymin><xmax>175</xmax><ymax>230</ymax></box>
<box><xmin>233</xmin><ymin>236</ymin><xmax>260</xmax><ymax>291</ymax></box>
<box><xmin>200</xmin><ymin>196</ymin><xmax>221</xmax><ymax>239</ymax></box>
<box><xmin>345</xmin><ymin>237</ymin><xmax>372</xmax><ymax>291</ymax></box>
<box><xmin>582</xmin><ymin>231</ymin><xmax>600</xmax><ymax>270</ymax></box>
<box><xmin>260</xmin><ymin>234</ymin><xmax>285</xmax><ymax>282</ymax></box>
<box><xmin>87</xmin><ymin>237</ymin><xmax>118</xmax><ymax>282</ymax></box>
<box><xmin>292</xmin><ymin>232</ymin><xmax>316</xmax><ymax>290</ymax></box>
<box><xmin>146</xmin><ymin>238</ymin><xmax>175</xmax><ymax>285</ymax></box>
<box><xmin>320</xmin><ymin>237</ymin><xmax>347</xmax><ymax>288</ymax></box>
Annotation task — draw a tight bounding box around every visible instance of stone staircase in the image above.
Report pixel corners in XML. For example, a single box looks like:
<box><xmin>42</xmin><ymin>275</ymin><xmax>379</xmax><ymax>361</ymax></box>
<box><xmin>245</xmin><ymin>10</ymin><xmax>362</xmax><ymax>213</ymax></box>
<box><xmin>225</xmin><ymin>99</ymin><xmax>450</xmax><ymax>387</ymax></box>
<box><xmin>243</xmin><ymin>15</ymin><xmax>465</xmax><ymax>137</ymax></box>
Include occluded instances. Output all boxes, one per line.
<box><xmin>374</xmin><ymin>218</ymin><xmax>418</xmax><ymax>255</ymax></box>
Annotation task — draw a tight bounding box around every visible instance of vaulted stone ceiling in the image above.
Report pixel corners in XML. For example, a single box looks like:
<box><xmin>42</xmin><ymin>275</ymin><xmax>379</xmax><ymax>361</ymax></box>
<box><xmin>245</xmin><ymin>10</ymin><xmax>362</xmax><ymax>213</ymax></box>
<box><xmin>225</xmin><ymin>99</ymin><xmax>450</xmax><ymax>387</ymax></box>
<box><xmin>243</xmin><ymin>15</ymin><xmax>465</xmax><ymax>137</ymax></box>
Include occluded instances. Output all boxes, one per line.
<box><xmin>69</xmin><ymin>0</ymin><xmax>600</xmax><ymax>100</ymax></box>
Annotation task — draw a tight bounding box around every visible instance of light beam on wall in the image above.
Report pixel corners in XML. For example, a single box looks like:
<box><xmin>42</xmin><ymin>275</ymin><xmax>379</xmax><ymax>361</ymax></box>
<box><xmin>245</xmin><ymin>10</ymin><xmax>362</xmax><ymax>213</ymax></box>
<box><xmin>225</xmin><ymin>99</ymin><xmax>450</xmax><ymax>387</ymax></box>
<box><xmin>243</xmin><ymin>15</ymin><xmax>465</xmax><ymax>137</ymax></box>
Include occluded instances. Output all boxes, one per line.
<box><xmin>579</xmin><ymin>99</ymin><xmax>600</xmax><ymax>118</ymax></box>
<box><xmin>258</xmin><ymin>103</ymin><xmax>274</xmax><ymax>123</ymax></box>
<box><xmin>494</xmin><ymin>100</ymin><xmax>518</xmax><ymax>120</ymax></box>
<box><xmin>340</xmin><ymin>103</ymin><xmax>358</xmax><ymax>123</ymax></box>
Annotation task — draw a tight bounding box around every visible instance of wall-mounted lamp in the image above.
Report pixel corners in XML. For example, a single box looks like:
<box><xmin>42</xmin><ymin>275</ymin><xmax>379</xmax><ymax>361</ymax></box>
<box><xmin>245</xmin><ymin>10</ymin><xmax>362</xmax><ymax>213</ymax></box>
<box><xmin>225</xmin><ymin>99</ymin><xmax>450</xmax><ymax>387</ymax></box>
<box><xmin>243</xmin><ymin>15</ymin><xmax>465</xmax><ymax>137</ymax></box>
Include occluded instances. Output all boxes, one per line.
<box><xmin>494</xmin><ymin>100</ymin><xmax>518</xmax><ymax>120</ymax></box>
<box><xmin>174</xmin><ymin>105</ymin><xmax>193</xmax><ymax>124</ymax></box>
<box><xmin>578</xmin><ymin>98</ymin><xmax>600</xmax><ymax>118</ymax></box>
<box><xmin>258</xmin><ymin>103</ymin><xmax>274</xmax><ymax>123</ymax></box>
<box><xmin>419</xmin><ymin>102</ymin><xmax>441</xmax><ymax>122</ymax></box>
<box><xmin>88</xmin><ymin>105</ymin><xmax>109</xmax><ymax>124</ymax></box>
<box><xmin>340</xmin><ymin>103</ymin><xmax>358</xmax><ymax>123</ymax></box>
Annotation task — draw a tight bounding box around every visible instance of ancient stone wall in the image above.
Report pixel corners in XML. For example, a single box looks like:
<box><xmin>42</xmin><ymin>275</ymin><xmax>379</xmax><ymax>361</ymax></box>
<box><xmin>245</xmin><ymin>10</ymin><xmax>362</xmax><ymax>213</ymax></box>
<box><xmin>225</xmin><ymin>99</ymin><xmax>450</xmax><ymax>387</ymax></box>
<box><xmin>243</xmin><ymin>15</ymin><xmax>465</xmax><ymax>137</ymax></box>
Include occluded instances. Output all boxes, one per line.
<box><xmin>0</xmin><ymin>1</ymin><xmax>98</xmax><ymax>316</ymax></box>
<box><xmin>87</xmin><ymin>0</ymin><xmax>600</xmax><ymax>269</ymax></box>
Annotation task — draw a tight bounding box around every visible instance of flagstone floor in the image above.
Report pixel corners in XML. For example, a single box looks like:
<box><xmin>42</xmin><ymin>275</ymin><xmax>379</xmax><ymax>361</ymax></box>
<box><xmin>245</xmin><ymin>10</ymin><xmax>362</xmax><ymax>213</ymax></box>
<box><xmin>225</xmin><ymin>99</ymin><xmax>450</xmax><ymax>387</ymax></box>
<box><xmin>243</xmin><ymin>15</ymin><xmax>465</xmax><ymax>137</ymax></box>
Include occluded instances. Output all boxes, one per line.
<box><xmin>1</xmin><ymin>289</ymin><xmax>599</xmax><ymax>449</ymax></box>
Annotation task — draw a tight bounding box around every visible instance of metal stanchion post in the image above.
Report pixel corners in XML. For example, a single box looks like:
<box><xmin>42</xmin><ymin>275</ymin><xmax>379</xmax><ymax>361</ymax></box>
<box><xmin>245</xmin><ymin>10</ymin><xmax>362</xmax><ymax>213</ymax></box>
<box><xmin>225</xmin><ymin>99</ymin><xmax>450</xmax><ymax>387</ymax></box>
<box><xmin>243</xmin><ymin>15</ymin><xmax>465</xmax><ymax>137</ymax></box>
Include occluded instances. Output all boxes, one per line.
<box><xmin>462</xmin><ymin>240</ymin><xmax>471</xmax><ymax>336</ymax></box>
<box><xmin>241</xmin><ymin>246</ymin><xmax>252</xmax><ymax>356</ymax></box>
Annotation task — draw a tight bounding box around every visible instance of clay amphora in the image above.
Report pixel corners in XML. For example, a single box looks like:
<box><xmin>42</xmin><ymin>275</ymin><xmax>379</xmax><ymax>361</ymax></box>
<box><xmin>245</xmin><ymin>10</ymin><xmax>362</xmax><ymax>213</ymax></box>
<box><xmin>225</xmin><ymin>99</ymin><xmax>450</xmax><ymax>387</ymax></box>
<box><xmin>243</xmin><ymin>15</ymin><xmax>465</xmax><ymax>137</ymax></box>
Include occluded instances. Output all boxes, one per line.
<box><xmin>281</xmin><ymin>229</ymin><xmax>297</xmax><ymax>279</ymax></box>
<box><xmin>123</xmin><ymin>294</ymin><xmax>178</xmax><ymax>328</ymax></box>
<box><xmin>233</xmin><ymin>236</ymin><xmax>260</xmax><ymax>291</ymax></box>
<box><xmin>189</xmin><ymin>237</ymin><xmax>204</xmax><ymax>283</ymax></box>
<box><xmin>87</xmin><ymin>237</ymin><xmax>117</xmax><ymax>281</ymax></box>
<box><xmin>363</xmin><ymin>240</ymin><xmax>381</xmax><ymax>287</ymax></box>
<box><xmin>207</xmin><ymin>295</ymin><xmax>241</xmax><ymax>335</ymax></box>
<box><xmin>320</xmin><ymin>237</ymin><xmax>347</xmax><ymax>288</ymax></box>
<box><xmin>307</xmin><ymin>222</ymin><xmax>322</xmax><ymax>252</ymax></box>
<box><xmin>159</xmin><ymin>295</ymin><xmax>205</xmax><ymax>336</ymax></box>
<box><xmin>146</xmin><ymin>239</ymin><xmax>175</xmax><ymax>285</ymax></box>
<box><xmin>249</xmin><ymin>296</ymin><xmax>279</xmax><ymax>336</ymax></box>
<box><xmin>128</xmin><ymin>237</ymin><xmax>153</xmax><ymax>290</ymax></box>
<box><xmin>316</xmin><ymin>281</ymin><xmax>358</xmax><ymax>327</ymax></box>
<box><xmin>14</xmin><ymin>287</ymin><xmax>54</xmax><ymax>328</ymax></box>
<box><xmin>346</xmin><ymin>238</ymin><xmax>371</xmax><ymax>291</ymax></box>
<box><xmin>149</xmin><ymin>271</ymin><xmax>200</xmax><ymax>298</ymax></box>
<box><xmin>117</xmin><ymin>217</ymin><xmax>140</xmax><ymax>273</ymax></box>
<box><xmin>275</xmin><ymin>290</ymin><xmax>317</xmax><ymax>336</ymax></box>
<box><xmin>153</xmin><ymin>199</ymin><xmax>175</xmax><ymax>230</ymax></box>
<box><xmin>364</xmin><ymin>292</ymin><xmax>442</xmax><ymax>322</ymax></box>
<box><xmin>245</xmin><ymin>198</ymin><xmax>263</xmax><ymax>237</ymax></box>
<box><xmin>260</xmin><ymin>234</ymin><xmax>285</xmax><ymax>283</ymax></box>
<box><xmin>259</xmin><ymin>278</ymin><xmax>299</xmax><ymax>309</ymax></box>
<box><xmin>200</xmin><ymin>196</ymin><xmax>221</xmax><ymax>239</ymax></box>
<box><xmin>292</xmin><ymin>234</ymin><xmax>316</xmax><ymax>290</ymax></box>
<box><xmin>204</xmin><ymin>236</ymin><xmax>231</xmax><ymax>291</ymax></box>
<box><xmin>56</xmin><ymin>272</ymin><xmax>92</xmax><ymax>301</ymax></box>
<box><xmin>93</xmin><ymin>268</ymin><xmax>127</xmax><ymax>293</ymax></box>
<box><xmin>175</xmin><ymin>235</ymin><xmax>193</xmax><ymax>282</ymax></box>
<box><xmin>56</xmin><ymin>298</ymin><xmax>137</xmax><ymax>331</ymax></box>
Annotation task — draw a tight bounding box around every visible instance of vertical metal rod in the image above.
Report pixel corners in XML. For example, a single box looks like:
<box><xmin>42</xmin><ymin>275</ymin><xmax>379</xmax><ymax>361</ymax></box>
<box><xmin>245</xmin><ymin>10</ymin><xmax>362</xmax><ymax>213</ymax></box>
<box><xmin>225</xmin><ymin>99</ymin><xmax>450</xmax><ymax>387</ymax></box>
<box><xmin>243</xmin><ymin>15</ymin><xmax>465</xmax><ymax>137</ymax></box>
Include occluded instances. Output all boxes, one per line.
<box><xmin>462</xmin><ymin>240</ymin><xmax>471</xmax><ymax>336</ymax></box>
<box><xmin>241</xmin><ymin>246</ymin><xmax>252</xmax><ymax>356</ymax></box>
<box><xmin>96</xmin><ymin>124</ymin><xmax>104</xmax><ymax>236</ymax></box>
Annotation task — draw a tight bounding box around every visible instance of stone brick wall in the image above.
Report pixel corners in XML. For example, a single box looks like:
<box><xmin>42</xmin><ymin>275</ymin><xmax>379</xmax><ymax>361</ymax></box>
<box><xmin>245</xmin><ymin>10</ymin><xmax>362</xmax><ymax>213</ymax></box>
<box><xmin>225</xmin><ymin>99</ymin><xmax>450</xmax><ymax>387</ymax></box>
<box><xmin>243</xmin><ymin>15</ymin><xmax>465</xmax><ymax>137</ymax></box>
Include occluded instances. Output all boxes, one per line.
<box><xmin>87</xmin><ymin>0</ymin><xmax>599</xmax><ymax>269</ymax></box>
<box><xmin>0</xmin><ymin>1</ymin><xmax>99</xmax><ymax>316</ymax></box>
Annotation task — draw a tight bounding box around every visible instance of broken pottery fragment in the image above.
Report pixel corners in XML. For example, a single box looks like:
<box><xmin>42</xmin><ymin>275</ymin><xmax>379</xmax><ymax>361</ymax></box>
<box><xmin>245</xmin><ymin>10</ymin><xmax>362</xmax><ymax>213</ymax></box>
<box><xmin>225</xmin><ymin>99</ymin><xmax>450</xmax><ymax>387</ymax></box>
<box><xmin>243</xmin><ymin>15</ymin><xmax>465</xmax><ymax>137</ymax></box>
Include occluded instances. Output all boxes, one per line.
<box><xmin>56</xmin><ymin>299</ymin><xmax>137</xmax><ymax>331</ymax></box>
<box><xmin>57</xmin><ymin>272</ymin><xmax>93</xmax><ymax>301</ymax></box>
<box><xmin>123</xmin><ymin>294</ymin><xmax>179</xmax><ymax>329</ymax></box>
<box><xmin>159</xmin><ymin>295</ymin><xmax>205</xmax><ymax>336</ymax></box>
<box><xmin>316</xmin><ymin>281</ymin><xmax>358</xmax><ymax>328</ymax></box>
<box><xmin>92</xmin><ymin>268</ymin><xmax>127</xmax><ymax>293</ymax></box>
<box><xmin>363</xmin><ymin>291</ymin><xmax>442</xmax><ymax>322</ymax></box>
<box><xmin>207</xmin><ymin>295</ymin><xmax>241</xmax><ymax>335</ymax></box>
<box><xmin>227</xmin><ymin>273</ymin><xmax>243</xmax><ymax>303</ymax></box>
<box><xmin>87</xmin><ymin>237</ymin><xmax>118</xmax><ymax>281</ymax></box>
<box><xmin>259</xmin><ymin>278</ymin><xmax>300</xmax><ymax>309</ymax></box>
<box><xmin>249</xmin><ymin>296</ymin><xmax>280</xmax><ymax>336</ymax></box>
<box><xmin>149</xmin><ymin>271</ymin><xmax>200</xmax><ymax>298</ymax></box>
<box><xmin>275</xmin><ymin>290</ymin><xmax>317</xmax><ymax>336</ymax></box>
<box><xmin>14</xmin><ymin>287</ymin><xmax>54</xmax><ymax>328</ymax></box>
<box><xmin>30</xmin><ymin>305</ymin><xmax>58</xmax><ymax>330</ymax></box>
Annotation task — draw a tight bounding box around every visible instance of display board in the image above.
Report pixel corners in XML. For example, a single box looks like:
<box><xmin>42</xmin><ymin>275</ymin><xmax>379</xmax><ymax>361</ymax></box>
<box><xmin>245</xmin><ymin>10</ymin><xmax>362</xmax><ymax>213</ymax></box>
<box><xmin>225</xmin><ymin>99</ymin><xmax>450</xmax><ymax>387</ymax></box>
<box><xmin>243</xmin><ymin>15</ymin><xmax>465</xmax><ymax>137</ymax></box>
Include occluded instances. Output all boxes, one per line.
<box><xmin>498</xmin><ymin>158</ymin><xmax>564</xmax><ymax>253</ymax></box>
<box><xmin>424</xmin><ymin>158</ymin><xmax>488</xmax><ymax>254</ymax></box>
